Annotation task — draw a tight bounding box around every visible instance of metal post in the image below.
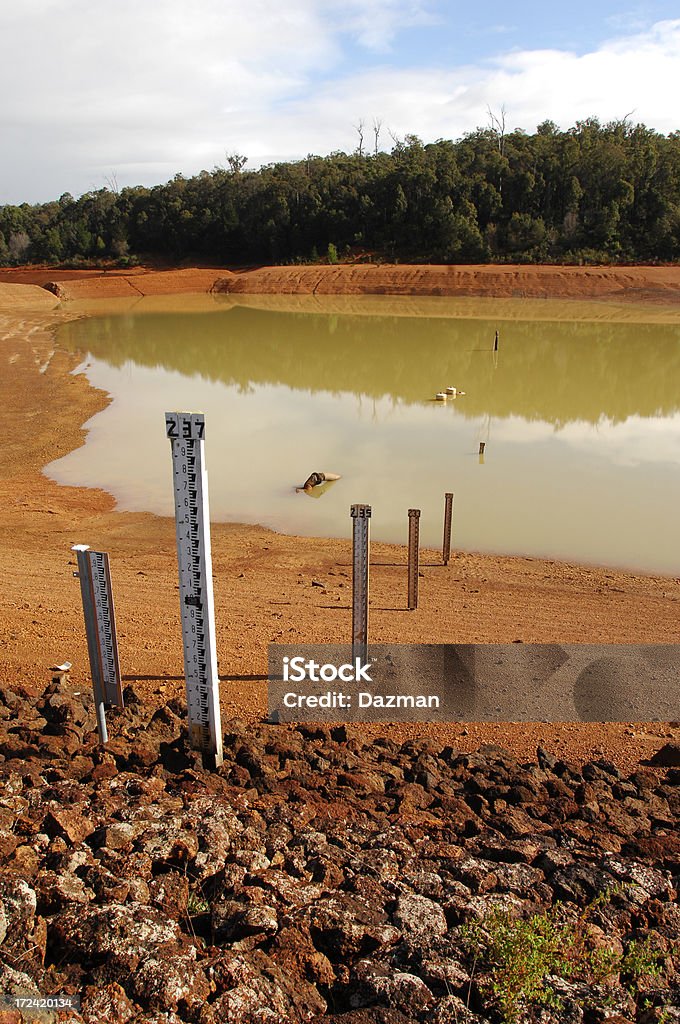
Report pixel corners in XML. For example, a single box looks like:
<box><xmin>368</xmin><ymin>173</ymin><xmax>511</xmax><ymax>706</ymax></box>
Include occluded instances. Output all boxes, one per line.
<box><xmin>351</xmin><ymin>504</ymin><xmax>371</xmax><ymax>661</ymax></box>
<box><xmin>72</xmin><ymin>544</ymin><xmax>124</xmax><ymax>744</ymax></box>
<box><xmin>407</xmin><ymin>509</ymin><xmax>420</xmax><ymax>610</ymax></box>
<box><xmin>166</xmin><ymin>411</ymin><xmax>223</xmax><ymax>768</ymax></box>
<box><xmin>442</xmin><ymin>492</ymin><xmax>453</xmax><ymax>566</ymax></box>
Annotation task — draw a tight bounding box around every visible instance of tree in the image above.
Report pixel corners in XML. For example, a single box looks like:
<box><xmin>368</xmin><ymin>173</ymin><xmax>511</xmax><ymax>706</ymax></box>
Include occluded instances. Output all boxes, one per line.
<box><xmin>354</xmin><ymin>119</ymin><xmax>365</xmax><ymax>157</ymax></box>
<box><xmin>225</xmin><ymin>153</ymin><xmax>248</xmax><ymax>175</ymax></box>
<box><xmin>8</xmin><ymin>231</ymin><xmax>30</xmax><ymax>262</ymax></box>
<box><xmin>373</xmin><ymin>117</ymin><xmax>383</xmax><ymax>156</ymax></box>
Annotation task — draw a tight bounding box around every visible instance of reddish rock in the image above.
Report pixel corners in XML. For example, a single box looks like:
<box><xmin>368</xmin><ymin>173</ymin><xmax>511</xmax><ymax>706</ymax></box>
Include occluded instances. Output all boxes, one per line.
<box><xmin>130</xmin><ymin>952</ymin><xmax>211</xmax><ymax>1013</ymax></box>
<box><xmin>81</xmin><ymin>982</ymin><xmax>138</xmax><ymax>1023</ymax></box>
<box><xmin>49</xmin><ymin>902</ymin><xmax>184</xmax><ymax>972</ymax></box>
<box><xmin>307</xmin><ymin>894</ymin><xmax>400</xmax><ymax>961</ymax></box>
<box><xmin>270</xmin><ymin>924</ymin><xmax>335</xmax><ymax>988</ymax></box>
<box><xmin>200</xmin><ymin>949</ymin><xmax>325</xmax><ymax>1023</ymax></box>
<box><xmin>35</xmin><ymin>868</ymin><xmax>93</xmax><ymax>913</ymax></box>
<box><xmin>648</xmin><ymin>742</ymin><xmax>680</xmax><ymax>767</ymax></box>
<box><xmin>43</xmin><ymin>807</ymin><xmax>95</xmax><ymax>846</ymax></box>
<box><xmin>148</xmin><ymin>871</ymin><xmax>189</xmax><ymax>920</ymax></box>
<box><xmin>393</xmin><ymin>894</ymin><xmax>447</xmax><ymax>940</ymax></box>
<box><xmin>6</xmin><ymin>844</ymin><xmax>40</xmax><ymax>880</ymax></box>
<box><xmin>0</xmin><ymin>877</ymin><xmax>46</xmax><ymax>966</ymax></box>
<box><xmin>350</xmin><ymin>960</ymin><xmax>434</xmax><ymax>1016</ymax></box>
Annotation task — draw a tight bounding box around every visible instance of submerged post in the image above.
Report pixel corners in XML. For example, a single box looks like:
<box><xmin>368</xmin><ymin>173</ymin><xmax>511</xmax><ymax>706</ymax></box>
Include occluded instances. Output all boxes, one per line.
<box><xmin>166</xmin><ymin>411</ymin><xmax>223</xmax><ymax>768</ymax></box>
<box><xmin>72</xmin><ymin>544</ymin><xmax>124</xmax><ymax>744</ymax></box>
<box><xmin>442</xmin><ymin>492</ymin><xmax>454</xmax><ymax>566</ymax></box>
<box><xmin>407</xmin><ymin>509</ymin><xmax>420</xmax><ymax>610</ymax></box>
<box><xmin>351</xmin><ymin>504</ymin><xmax>371</xmax><ymax>661</ymax></box>
<box><xmin>494</xmin><ymin>330</ymin><xmax>499</xmax><ymax>352</ymax></box>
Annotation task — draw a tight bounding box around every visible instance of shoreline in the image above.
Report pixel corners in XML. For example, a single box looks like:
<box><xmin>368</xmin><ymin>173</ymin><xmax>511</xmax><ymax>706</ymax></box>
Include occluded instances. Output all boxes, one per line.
<box><xmin>1</xmin><ymin>271</ymin><xmax>679</xmax><ymax>770</ymax></box>
<box><xmin>3</xmin><ymin>260</ymin><xmax>680</xmax><ymax>306</ymax></box>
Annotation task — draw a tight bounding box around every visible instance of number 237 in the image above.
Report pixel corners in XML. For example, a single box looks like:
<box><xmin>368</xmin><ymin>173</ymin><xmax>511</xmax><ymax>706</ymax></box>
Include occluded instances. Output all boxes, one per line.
<box><xmin>166</xmin><ymin>418</ymin><xmax>205</xmax><ymax>439</ymax></box>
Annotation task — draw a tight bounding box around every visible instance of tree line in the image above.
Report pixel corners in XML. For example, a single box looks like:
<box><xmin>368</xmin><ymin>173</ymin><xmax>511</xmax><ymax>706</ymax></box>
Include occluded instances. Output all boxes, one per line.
<box><xmin>2</xmin><ymin>117</ymin><xmax>680</xmax><ymax>267</ymax></box>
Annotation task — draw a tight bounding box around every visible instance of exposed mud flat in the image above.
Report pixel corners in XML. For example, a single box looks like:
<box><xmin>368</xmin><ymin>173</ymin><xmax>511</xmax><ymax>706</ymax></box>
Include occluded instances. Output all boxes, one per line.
<box><xmin>0</xmin><ymin>276</ymin><xmax>678</xmax><ymax>773</ymax></box>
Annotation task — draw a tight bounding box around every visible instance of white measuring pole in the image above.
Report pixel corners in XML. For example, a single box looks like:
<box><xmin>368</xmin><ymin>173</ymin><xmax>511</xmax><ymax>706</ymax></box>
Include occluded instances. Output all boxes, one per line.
<box><xmin>407</xmin><ymin>509</ymin><xmax>420</xmax><ymax>610</ymax></box>
<box><xmin>351</xmin><ymin>503</ymin><xmax>371</xmax><ymax>661</ymax></box>
<box><xmin>165</xmin><ymin>412</ymin><xmax>223</xmax><ymax>768</ymax></box>
<box><xmin>72</xmin><ymin>544</ymin><xmax>124</xmax><ymax>744</ymax></box>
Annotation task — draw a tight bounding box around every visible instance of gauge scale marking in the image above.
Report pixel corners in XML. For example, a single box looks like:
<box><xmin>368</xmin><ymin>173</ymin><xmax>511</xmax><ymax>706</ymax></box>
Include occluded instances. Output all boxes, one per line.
<box><xmin>351</xmin><ymin>503</ymin><xmax>371</xmax><ymax>660</ymax></box>
<box><xmin>72</xmin><ymin>545</ymin><xmax>123</xmax><ymax>742</ymax></box>
<box><xmin>166</xmin><ymin>412</ymin><xmax>223</xmax><ymax>767</ymax></box>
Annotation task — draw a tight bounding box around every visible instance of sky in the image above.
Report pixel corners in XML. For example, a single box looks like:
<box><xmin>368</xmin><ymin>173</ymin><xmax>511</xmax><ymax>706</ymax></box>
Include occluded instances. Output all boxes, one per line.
<box><xmin>1</xmin><ymin>0</ymin><xmax>680</xmax><ymax>205</ymax></box>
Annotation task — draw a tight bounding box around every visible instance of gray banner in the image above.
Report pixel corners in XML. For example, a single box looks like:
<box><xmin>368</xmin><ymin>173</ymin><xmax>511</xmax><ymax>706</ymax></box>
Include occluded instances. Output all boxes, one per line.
<box><xmin>267</xmin><ymin>644</ymin><xmax>679</xmax><ymax>723</ymax></box>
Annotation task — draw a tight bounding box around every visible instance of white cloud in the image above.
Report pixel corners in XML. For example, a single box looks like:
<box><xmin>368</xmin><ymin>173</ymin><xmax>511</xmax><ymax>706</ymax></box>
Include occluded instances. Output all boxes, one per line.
<box><xmin>326</xmin><ymin>0</ymin><xmax>437</xmax><ymax>51</ymax></box>
<box><xmin>491</xmin><ymin>412</ymin><xmax>680</xmax><ymax>468</ymax></box>
<box><xmin>1</xmin><ymin>5</ymin><xmax>680</xmax><ymax>202</ymax></box>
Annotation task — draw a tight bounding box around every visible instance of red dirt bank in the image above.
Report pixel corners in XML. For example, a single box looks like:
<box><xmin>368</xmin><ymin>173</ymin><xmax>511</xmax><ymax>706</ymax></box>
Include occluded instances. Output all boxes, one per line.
<box><xmin>2</xmin><ymin>262</ymin><xmax>680</xmax><ymax>303</ymax></box>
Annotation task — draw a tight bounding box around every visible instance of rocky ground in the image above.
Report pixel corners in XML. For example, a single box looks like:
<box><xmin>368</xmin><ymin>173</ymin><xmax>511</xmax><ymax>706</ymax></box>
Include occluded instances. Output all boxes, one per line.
<box><xmin>0</xmin><ymin>679</ymin><xmax>678</xmax><ymax>1024</ymax></box>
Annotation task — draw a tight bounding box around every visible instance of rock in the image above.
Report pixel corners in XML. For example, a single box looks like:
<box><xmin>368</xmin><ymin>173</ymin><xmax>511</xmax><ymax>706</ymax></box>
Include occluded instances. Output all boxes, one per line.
<box><xmin>212</xmin><ymin>900</ymin><xmax>279</xmax><ymax>944</ymax></box>
<box><xmin>81</xmin><ymin>982</ymin><xmax>138</xmax><ymax>1023</ymax></box>
<box><xmin>96</xmin><ymin>821</ymin><xmax>141</xmax><ymax>850</ymax></box>
<box><xmin>307</xmin><ymin>894</ymin><xmax>400</xmax><ymax>961</ymax></box>
<box><xmin>130</xmin><ymin>952</ymin><xmax>211</xmax><ymax>1013</ymax></box>
<box><xmin>0</xmin><ymin>876</ymin><xmax>46</xmax><ymax>966</ymax></box>
<box><xmin>49</xmin><ymin>902</ymin><xmax>184</xmax><ymax>972</ymax></box>
<box><xmin>488</xmin><ymin>861</ymin><xmax>546</xmax><ymax>896</ymax></box>
<box><xmin>35</xmin><ymin>868</ymin><xmax>93</xmax><ymax>913</ymax></box>
<box><xmin>270</xmin><ymin>924</ymin><xmax>335</xmax><ymax>988</ymax></box>
<box><xmin>7</xmin><ymin>844</ymin><xmax>40</xmax><ymax>880</ymax></box>
<box><xmin>417</xmin><ymin>952</ymin><xmax>471</xmax><ymax>997</ymax></box>
<box><xmin>0</xmin><ymin>828</ymin><xmax>21</xmax><ymax>862</ymax></box>
<box><xmin>350</xmin><ymin>960</ymin><xmax>434</xmax><ymax>1015</ymax></box>
<box><xmin>43</xmin><ymin>807</ymin><xmax>95</xmax><ymax>845</ymax></box>
<box><xmin>2</xmin><ymin>691</ymin><xmax>680</xmax><ymax>1021</ymax></box>
<box><xmin>647</xmin><ymin>742</ymin><xmax>680</xmax><ymax>767</ymax></box>
<box><xmin>425</xmin><ymin>994</ymin><xmax>490</xmax><ymax>1023</ymax></box>
<box><xmin>0</xmin><ymin>963</ymin><xmax>43</xmax><ymax>1022</ymax></box>
<box><xmin>200</xmin><ymin>949</ymin><xmax>326</xmax><ymax>1023</ymax></box>
<box><xmin>80</xmin><ymin>863</ymin><xmax>130</xmax><ymax>904</ymax></box>
<box><xmin>135</xmin><ymin>821</ymin><xmax>199</xmax><ymax>867</ymax></box>
<box><xmin>392</xmin><ymin>894</ymin><xmax>447</xmax><ymax>941</ymax></box>
<box><xmin>148</xmin><ymin>871</ymin><xmax>189</xmax><ymax>920</ymax></box>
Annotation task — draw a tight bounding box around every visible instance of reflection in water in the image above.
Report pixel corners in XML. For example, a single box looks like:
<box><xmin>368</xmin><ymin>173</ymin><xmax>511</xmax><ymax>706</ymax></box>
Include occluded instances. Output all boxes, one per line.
<box><xmin>50</xmin><ymin>301</ymin><xmax>680</xmax><ymax>575</ymax></box>
<box><xmin>57</xmin><ymin>304</ymin><xmax>680</xmax><ymax>425</ymax></box>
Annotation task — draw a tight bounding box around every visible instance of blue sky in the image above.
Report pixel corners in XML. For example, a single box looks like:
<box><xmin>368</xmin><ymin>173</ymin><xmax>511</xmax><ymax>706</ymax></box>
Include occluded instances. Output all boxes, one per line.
<box><xmin>1</xmin><ymin>0</ymin><xmax>679</xmax><ymax>204</ymax></box>
<box><xmin>343</xmin><ymin>0</ymin><xmax>680</xmax><ymax>64</ymax></box>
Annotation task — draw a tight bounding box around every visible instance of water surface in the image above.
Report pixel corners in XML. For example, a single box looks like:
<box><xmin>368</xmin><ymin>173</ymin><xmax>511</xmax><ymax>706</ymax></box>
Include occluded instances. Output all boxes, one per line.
<box><xmin>49</xmin><ymin>297</ymin><xmax>680</xmax><ymax>575</ymax></box>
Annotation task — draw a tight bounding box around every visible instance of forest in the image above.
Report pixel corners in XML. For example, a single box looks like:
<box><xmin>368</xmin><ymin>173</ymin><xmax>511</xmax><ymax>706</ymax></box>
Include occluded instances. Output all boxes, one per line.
<box><xmin>2</xmin><ymin>117</ymin><xmax>680</xmax><ymax>267</ymax></box>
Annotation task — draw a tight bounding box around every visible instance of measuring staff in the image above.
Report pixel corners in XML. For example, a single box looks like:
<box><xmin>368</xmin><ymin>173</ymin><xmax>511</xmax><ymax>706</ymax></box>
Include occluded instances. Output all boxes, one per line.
<box><xmin>165</xmin><ymin>412</ymin><xmax>224</xmax><ymax>767</ymax></box>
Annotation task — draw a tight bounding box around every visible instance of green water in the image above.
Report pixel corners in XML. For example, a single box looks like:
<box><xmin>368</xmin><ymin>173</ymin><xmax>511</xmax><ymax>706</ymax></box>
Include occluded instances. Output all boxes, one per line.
<box><xmin>49</xmin><ymin>298</ymin><xmax>680</xmax><ymax>575</ymax></box>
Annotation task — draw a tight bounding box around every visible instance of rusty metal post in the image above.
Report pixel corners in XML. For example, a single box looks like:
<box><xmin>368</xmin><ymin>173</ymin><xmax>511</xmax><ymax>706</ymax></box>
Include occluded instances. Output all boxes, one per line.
<box><xmin>442</xmin><ymin>492</ymin><xmax>453</xmax><ymax>566</ymax></box>
<box><xmin>407</xmin><ymin>509</ymin><xmax>420</xmax><ymax>609</ymax></box>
